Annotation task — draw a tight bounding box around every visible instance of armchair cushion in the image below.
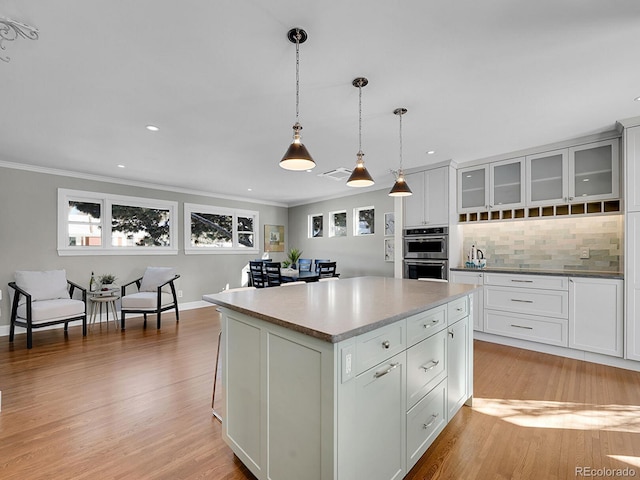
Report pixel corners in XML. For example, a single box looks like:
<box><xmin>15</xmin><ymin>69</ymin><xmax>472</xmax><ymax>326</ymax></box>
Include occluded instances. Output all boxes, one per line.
<box><xmin>16</xmin><ymin>298</ymin><xmax>85</xmax><ymax>323</ymax></box>
<box><xmin>15</xmin><ymin>270</ymin><xmax>69</xmax><ymax>302</ymax></box>
<box><xmin>121</xmin><ymin>292</ymin><xmax>175</xmax><ymax>310</ymax></box>
<box><xmin>139</xmin><ymin>267</ymin><xmax>176</xmax><ymax>293</ymax></box>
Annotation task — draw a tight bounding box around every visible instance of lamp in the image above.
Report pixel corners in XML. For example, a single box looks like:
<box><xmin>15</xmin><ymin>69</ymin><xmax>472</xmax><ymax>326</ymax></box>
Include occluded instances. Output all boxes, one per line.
<box><xmin>389</xmin><ymin>107</ymin><xmax>413</xmax><ymax>197</ymax></box>
<box><xmin>346</xmin><ymin>77</ymin><xmax>375</xmax><ymax>187</ymax></box>
<box><xmin>0</xmin><ymin>16</ymin><xmax>39</xmax><ymax>63</ymax></box>
<box><xmin>280</xmin><ymin>28</ymin><xmax>316</xmax><ymax>171</ymax></box>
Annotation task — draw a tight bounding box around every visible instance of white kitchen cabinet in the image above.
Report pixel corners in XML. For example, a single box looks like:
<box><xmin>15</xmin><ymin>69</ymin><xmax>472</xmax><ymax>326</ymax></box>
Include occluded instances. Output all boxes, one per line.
<box><xmin>626</xmin><ymin>213</ymin><xmax>640</xmax><ymax>361</ymax></box>
<box><xmin>626</xmin><ymin>126</ymin><xmax>640</xmax><ymax>212</ymax></box>
<box><xmin>458</xmin><ymin>165</ymin><xmax>489</xmax><ymax>213</ymax></box>
<box><xmin>450</xmin><ymin>271</ymin><xmax>484</xmax><ymax>331</ymax></box>
<box><xmin>568</xmin><ymin>277</ymin><xmax>623</xmax><ymax>357</ymax></box>
<box><xmin>569</xmin><ymin>139</ymin><xmax>619</xmax><ymax>202</ymax></box>
<box><xmin>526</xmin><ymin>148</ymin><xmax>568</xmax><ymax>205</ymax></box>
<box><xmin>447</xmin><ymin>316</ymin><xmax>470</xmax><ymax>420</ymax></box>
<box><xmin>404</xmin><ymin>167</ymin><xmax>448</xmax><ymax>227</ymax></box>
<box><xmin>490</xmin><ymin>157</ymin><xmax>525</xmax><ymax>208</ymax></box>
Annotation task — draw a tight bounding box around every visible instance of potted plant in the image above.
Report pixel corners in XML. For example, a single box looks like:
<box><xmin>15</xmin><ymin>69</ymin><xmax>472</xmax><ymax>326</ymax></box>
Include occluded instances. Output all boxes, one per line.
<box><xmin>98</xmin><ymin>273</ymin><xmax>117</xmax><ymax>290</ymax></box>
<box><xmin>287</xmin><ymin>248</ymin><xmax>302</xmax><ymax>270</ymax></box>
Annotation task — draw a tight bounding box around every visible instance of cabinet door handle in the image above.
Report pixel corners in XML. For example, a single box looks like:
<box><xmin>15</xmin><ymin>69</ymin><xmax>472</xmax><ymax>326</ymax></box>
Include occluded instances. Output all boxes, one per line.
<box><xmin>423</xmin><ymin>413</ymin><xmax>439</xmax><ymax>429</ymax></box>
<box><xmin>448</xmin><ymin>330</ymin><xmax>454</xmax><ymax>338</ymax></box>
<box><xmin>421</xmin><ymin>360</ymin><xmax>440</xmax><ymax>372</ymax></box>
<box><xmin>381</xmin><ymin>340</ymin><xmax>390</xmax><ymax>349</ymax></box>
<box><xmin>511</xmin><ymin>298</ymin><xmax>534</xmax><ymax>303</ymax></box>
<box><xmin>456</xmin><ymin>307</ymin><xmax>464</xmax><ymax>311</ymax></box>
<box><xmin>511</xmin><ymin>279</ymin><xmax>533</xmax><ymax>283</ymax></box>
<box><xmin>423</xmin><ymin>320</ymin><xmax>439</xmax><ymax>329</ymax></box>
<box><xmin>374</xmin><ymin>362</ymin><xmax>399</xmax><ymax>379</ymax></box>
<box><xmin>510</xmin><ymin>324</ymin><xmax>533</xmax><ymax>330</ymax></box>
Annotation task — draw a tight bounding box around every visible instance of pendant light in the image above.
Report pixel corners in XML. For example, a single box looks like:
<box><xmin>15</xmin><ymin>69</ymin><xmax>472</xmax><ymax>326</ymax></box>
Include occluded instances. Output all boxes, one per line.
<box><xmin>346</xmin><ymin>77</ymin><xmax>375</xmax><ymax>187</ymax></box>
<box><xmin>389</xmin><ymin>107</ymin><xmax>413</xmax><ymax>196</ymax></box>
<box><xmin>280</xmin><ymin>28</ymin><xmax>316</xmax><ymax>171</ymax></box>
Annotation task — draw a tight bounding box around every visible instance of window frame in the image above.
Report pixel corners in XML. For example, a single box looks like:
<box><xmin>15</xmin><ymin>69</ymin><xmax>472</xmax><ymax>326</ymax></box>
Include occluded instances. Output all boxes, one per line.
<box><xmin>57</xmin><ymin>188</ymin><xmax>178</xmax><ymax>256</ymax></box>
<box><xmin>354</xmin><ymin>206</ymin><xmax>375</xmax><ymax>236</ymax></box>
<box><xmin>308</xmin><ymin>213</ymin><xmax>324</xmax><ymax>238</ymax></box>
<box><xmin>184</xmin><ymin>203</ymin><xmax>259</xmax><ymax>255</ymax></box>
<box><xmin>328</xmin><ymin>210</ymin><xmax>347</xmax><ymax>238</ymax></box>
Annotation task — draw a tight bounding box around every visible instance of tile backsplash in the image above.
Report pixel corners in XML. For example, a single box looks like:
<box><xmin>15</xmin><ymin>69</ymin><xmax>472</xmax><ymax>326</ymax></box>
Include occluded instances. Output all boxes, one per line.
<box><xmin>461</xmin><ymin>215</ymin><xmax>623</xmax><ymax>271</ymax></box>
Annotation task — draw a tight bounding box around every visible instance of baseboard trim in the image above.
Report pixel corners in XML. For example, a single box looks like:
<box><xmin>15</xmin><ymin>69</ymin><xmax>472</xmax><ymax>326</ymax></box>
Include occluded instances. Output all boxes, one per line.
<box><xmin>0</xmin><ymin>300</ymin><xmax>211</xmax><ymax>338</ymax></box>
<box><xmin>474</xmin><ymin>330</ymin><xmax>640</xmax><ymax>373</ymax></box>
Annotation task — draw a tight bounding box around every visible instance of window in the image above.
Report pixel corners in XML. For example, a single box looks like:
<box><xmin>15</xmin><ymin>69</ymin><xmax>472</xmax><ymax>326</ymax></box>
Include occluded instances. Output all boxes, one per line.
<box><xmin>58</xmin><ymin>189</ymin><xmax>178</xmax><ymax>256</ymax></box>
<box><xmin>329</xmin><ymin>210</ymin><xmax>347</xmax><ymax>237</ymax></box>
<box><xmin>185</xmin><ymin>203</ymin><xmax>259</xmax><ymax>254</ymax></box>
<box><xmin>309</xmin><ymin>213</ymin><xmax>323</xmax><ymax>238</ymax></box>
<box><xmin>354</xmin><ymin>206</ymin><xmax>375</xmax><ymax>235</ymax></box>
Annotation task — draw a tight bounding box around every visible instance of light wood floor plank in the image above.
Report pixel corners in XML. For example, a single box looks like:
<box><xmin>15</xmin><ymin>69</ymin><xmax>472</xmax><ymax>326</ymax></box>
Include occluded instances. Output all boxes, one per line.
<box><xmin>1</xmin><ymin>307</ymin><xmax>640</xmax><ymax>479</ymax></box>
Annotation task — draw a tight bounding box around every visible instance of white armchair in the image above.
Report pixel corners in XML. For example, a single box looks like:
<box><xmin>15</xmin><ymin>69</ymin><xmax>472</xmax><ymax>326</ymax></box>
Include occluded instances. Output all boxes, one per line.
<box><xmin>120</xmin><ymin>267</ymin><xmax>180</xmax><ymax>330</ymax></box>
<box><xmin>9</xmin><ymin>270</ymin><xmax>87</xmax><ymax>349</ymax></box>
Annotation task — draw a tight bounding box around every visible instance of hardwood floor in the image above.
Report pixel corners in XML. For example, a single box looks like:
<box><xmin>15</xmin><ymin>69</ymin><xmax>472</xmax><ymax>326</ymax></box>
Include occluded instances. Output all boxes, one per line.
<box><xmin>1</xmin><ymin>307</ymin><xmax>639</xmax><ymax>479</ymax></box>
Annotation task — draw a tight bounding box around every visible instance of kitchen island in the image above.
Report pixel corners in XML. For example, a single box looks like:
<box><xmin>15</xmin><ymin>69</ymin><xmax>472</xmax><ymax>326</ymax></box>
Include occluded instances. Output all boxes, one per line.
<box><xmin>204</xmin><ymin>276</ymin><xmax>477</xmax><ymax>480</ymax></box>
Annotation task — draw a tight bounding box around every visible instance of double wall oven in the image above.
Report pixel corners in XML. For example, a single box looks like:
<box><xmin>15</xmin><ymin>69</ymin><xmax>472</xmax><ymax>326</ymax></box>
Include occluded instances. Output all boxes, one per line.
<box><xmin>403</xmin><ymin>227</ymin><xmax>449</xmax><ymax>281</ymax></box>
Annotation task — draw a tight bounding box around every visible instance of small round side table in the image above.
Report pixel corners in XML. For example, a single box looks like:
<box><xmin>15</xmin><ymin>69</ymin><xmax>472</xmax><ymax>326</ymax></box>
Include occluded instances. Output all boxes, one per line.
<box><xmin>88</xmin><ymin>289</ymin><xmax>120</xmax><ymax>330</ymax></box>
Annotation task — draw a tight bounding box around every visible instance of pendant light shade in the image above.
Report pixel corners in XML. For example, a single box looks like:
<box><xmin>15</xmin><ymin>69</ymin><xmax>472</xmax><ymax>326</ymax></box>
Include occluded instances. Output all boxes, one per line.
<box><xmin>347</xmin><ymin>77</ymin><xmax>374</xmax><ymax>187</ymax></box>
<box><xmin>389</xmin><ymin>107</ymin><xmax>413</xmax><ymax>197</ymax></box>
<box><xmin>280</xmin><ymin>28</ymin><xmax>316</xmax><ymax>171</ymax></box>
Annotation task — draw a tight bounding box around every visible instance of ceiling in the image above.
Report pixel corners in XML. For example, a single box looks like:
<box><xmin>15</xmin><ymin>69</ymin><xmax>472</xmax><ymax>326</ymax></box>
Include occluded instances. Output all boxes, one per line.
<box><xmin>2</xmin><ymin>1</ymin><xmax>640</xmax><ymax>206</ymax></box>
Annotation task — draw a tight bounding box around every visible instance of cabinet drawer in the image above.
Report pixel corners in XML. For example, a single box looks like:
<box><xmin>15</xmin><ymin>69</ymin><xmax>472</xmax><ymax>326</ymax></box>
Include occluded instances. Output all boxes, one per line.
<box><xmin>406</xmin><ymin>305</ymin><xmax>447</xmax><ymax>346</ymax></box>
<box><xmin>484</xmin><ymin>309</ymin><xmax>568</xmax><ymax>347</ymax></box>
<box><xmin>407</xmin><ymin>378</ymin><xmax>447</xmax><ymax>471</ymax></box>
<box><xmin>448</xmin><ymin>296</ymin><xmax>468</xmax><ymax>324</ymax></box>
<box><xmin>355</xmin><ymin>321</ymin><xmax>406</xmax><ymax>375</ymax></box>
<box><xmin>484</xmin><ymin>286</ymin><xmax>568</xmax><ymax>318</ymax></box>
<box><xmin>406</xmin><ymin>329</ymin><xmax>447</xmax><ymax>410</ymax></box>
<box><xmin>483</xmin><ymin>273</ymin><xmax>568</xmax><ymax>291</ymax></box>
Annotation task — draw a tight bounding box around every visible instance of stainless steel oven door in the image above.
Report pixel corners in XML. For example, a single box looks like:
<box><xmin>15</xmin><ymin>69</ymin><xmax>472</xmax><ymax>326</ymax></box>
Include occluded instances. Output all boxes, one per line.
<box><xmin>404</xmin><ymin>260</ymin><xmax>449</xmax><ymax>280</ymax></box>
<box><xmin>403</xmin><ymin>236</ymin><xmax>448</xmax><ymax>259</ymax></box>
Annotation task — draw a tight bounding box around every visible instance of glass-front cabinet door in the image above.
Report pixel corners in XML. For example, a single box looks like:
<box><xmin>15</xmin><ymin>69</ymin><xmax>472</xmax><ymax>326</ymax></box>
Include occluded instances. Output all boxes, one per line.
<box><xmin>489</xmin><ymin>157</ymin><xmax>525</xmax><ymax>208</ymax></box>
<box><xmin>569</xmin><ymin>139</ymin><xmax>619</xmax><ymax>201</ymax></box>
<box><xmin>526</xmin><ymin>149</ymin><xmax>568</xmax><ymax>205</ymax></box>
<box><xmin>458</xmin><ymin>165</ymin><xmax>489</xmax><ymax>212</ymax></box>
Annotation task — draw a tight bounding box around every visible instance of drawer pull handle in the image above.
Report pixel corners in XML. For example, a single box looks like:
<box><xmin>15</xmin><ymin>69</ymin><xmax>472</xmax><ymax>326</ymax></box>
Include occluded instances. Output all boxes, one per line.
<box><xmin>511</xmin><ymin>279</ymin><xmax>534</xmax><ymax>283</ymax></box>
<box><xmin>456</xmin><ymin>307</ymin><xmax>464</xmax><ymax>312</ymax></box>
<box><xmin>382</xmin><ymin>340</ymin><xmax>390</xmax><ymax>349</ymax></box>
<box><xmin>423</xmin><ymin>320</ymin><xmax>439</xmax><ymax>329</ymax></box>
<box><xmin>374</xmin><ymin>362</ymin><xmax>399</xmax><ymax>379</ymax></box>
<box><xmin>511</xmin><ymin>298</ymin><xmax>534</xmax><ymax>303</ymax></box>
<box><xmin>423</xmin><ymin>413</ymin><xmax>439</xmax><ymax>429</ymax></box>
<box><xmin>511</xmin><ymin>324</ymin><xmax>533</xmax><ymax>330</ymax></box>
<box><xmin>421</xmin><ymin>360</ymin><xmax>440</xmax><ymax>372</ymax></box>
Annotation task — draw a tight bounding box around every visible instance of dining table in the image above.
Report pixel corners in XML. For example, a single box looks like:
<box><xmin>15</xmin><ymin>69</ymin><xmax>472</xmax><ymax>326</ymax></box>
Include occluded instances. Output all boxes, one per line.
<box><xmin>280</xmin><ymin>268</ymin><xmax>320</xmax><ymax>282</ymax></box>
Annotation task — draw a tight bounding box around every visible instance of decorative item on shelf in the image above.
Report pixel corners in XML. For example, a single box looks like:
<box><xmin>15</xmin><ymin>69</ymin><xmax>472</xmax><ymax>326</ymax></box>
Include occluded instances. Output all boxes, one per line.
<box><xmin>286</xmin><ymin>247</ymin><xmax>302</xmax><ymax>270</ymax></box>
<box><xmin>89</xmin><ymin>271</ymin><xmax>97</xmax><ymax>292</ymax></box>
<box><xmin>0</xmin><ymin>16</ymin><xmax>39</xmax><ymax>63</ymax></box>
<box><xmin>389</xmin><ymin>107</ymin><xmax>413</xmax><ymax>197</ymax></box>
<box><xmin>98</xmin><ymin>273</ymin><xmax>117</xmax><ymax>290</ymax></box>
<box><xmin>346</xmin><ymin>77</ymin><xmax>375</xmax><ymax>187</ymax></box>
<box><xmin>280</xmin><ymin>28</ymin><xmax>316</xmax><ymax>171</ymax></box>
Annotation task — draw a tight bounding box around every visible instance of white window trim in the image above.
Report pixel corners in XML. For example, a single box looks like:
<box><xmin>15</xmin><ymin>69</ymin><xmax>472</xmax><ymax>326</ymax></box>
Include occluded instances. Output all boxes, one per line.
<box><xmin>57</xmin><ymin>188</ymin><xmax>178</xmax><ymax>256</ymax></box>
<box><xmin>308</xmin><ymin>213</ymin><xmax>324</xmax><ymax>238</ymax></box>
<box><xmin>184</xmin><ymin>203</ymin><xmax>259</xmax><ymax>255</ymax></box>
<box><xmin>354</xmin><ymin>205</ymin><xmax>375</xmax><ymax>236</ymax></box>
<box><xmin>328</xmin><ymin>209</ymin><xmax>347</xmax><ymax>238</ymax></box>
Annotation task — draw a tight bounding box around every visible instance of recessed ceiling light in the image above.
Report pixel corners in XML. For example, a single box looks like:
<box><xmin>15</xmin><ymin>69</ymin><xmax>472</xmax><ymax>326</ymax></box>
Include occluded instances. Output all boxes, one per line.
<box><xmin>117</xmin><ymin>164</ymin><xmax>125</xmax><ymax>168</ymax></box>
<box><xmin>247</xmin><ymin>188</ymin><xmax>252</xmax><ymax>192</ymax></box>
<box><xmin>427</xmin><ymin>150</ymin><xmax>435</xmax><ymax>155</ymax></box>
<box><xmin>583</xmin><ymin>178</ymin><xmax>590</xmax><ymax>182</ymax></box>
<box><xmin>146</xmin><ymin>125</ymin><xmax>159</xmax><ymax>131</ymax></box>
<box><xmin>635</xmin><ymin>96</ymin><xmax>640</xmax><ymax>102</ymax></box>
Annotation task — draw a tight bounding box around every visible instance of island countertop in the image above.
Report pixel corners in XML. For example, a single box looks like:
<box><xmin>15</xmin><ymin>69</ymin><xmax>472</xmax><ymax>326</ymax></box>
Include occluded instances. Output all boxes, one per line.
<box><xmin>203</xmin><ymin>276</ymin><xmax>478</xmax><ymax>343</ymax></box>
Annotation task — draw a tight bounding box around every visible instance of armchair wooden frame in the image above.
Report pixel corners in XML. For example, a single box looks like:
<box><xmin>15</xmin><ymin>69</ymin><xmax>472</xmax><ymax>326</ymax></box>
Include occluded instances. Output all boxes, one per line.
<box><xmin>8</xmin><ymin>280</ymin><xmax>87</xmax><ymax>349</ymax></box>
<box><xmin>120</xmin><ymin>274</ymin><xmax>180</xmax><ymax>330</ymax></box>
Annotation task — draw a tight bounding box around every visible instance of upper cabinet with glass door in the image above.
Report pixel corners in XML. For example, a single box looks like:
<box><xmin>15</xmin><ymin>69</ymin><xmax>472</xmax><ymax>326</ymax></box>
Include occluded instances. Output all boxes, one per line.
<box><xmin>569</xmin><ymin>139</ymin><xmax>619</xmax><ymax>202</ymax></box>
<box><xmin>457</xmin><ymin>165</ymin><xmax>489</xmax><ymax>213</ymax></box>
<box><xmin>490</xmin><ymin>157</ymin><xmax>525</xmax><ymax>209</ymax></box>
<box><xmin>526</xmin><ymin>149</ymin><xmax>568</xmax><ymax>205</ymax></box>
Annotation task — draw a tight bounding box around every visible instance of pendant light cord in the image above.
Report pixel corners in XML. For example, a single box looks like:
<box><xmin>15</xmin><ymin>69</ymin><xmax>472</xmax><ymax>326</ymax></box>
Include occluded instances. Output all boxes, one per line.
<box><xmin>295</xmin><ymin>30</ymin><xmax>300</xmax><ymax>123</ymax></box>
<box><xmin>358</xmin><ymin>83</ymin><xmax>363</xmax><ymax>154</ymax></box>
<box><xmin>398</xmin><ymin>112</ymin><xmax>403</xmax><ymax>172</ymax></box>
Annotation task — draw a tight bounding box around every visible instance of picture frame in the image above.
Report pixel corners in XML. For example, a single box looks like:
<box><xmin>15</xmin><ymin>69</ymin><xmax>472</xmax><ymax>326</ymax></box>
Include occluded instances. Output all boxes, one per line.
<box><xmin>384</xmin><ymin>212</ymin><xmax>395</xmax><ymax>236</ymax></box>
<box><xmin>384</xmin><ymin>237</ymin><xmax>395</xmax><ymax>262</ymax></box>
<box><xmin>354</xmin><ymin>206</ymin><xmax>375</xmax><ymax>236</ymax></box>
<box><xmin>264</xmin><ymin>224</ymin><xmax>285</xmax><ymax>252</ymax></box>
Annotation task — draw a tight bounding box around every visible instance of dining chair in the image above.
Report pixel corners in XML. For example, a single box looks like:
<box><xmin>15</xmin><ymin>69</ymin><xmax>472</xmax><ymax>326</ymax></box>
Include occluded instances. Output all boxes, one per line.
<box><xmin>317</xmin><ymin>262</ymin><xmax>337</xmax><ymax>279</ymax></box>
<box><xmin>298</xmin><ymin>259</ymin><xmax>312</xmax><ymax>272</ymax></box>
<box><xmin>249</xmin><ymin>261</ymin><xmax>267</xmax><ymax>288</ymax></box>
<box><xmin>264</xmin><ymin>262</ymin><xmax>282</xmax><ymax>287</ymax></box>
<box><xmin>8</xmin><ymin>269</ymin><xmax>87</xmax><ymax>349</ymax></box>
<box><xmin>314</xmin><ymin>259</ymin><xmax>330</xmax><ymax>272</ymax></box>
